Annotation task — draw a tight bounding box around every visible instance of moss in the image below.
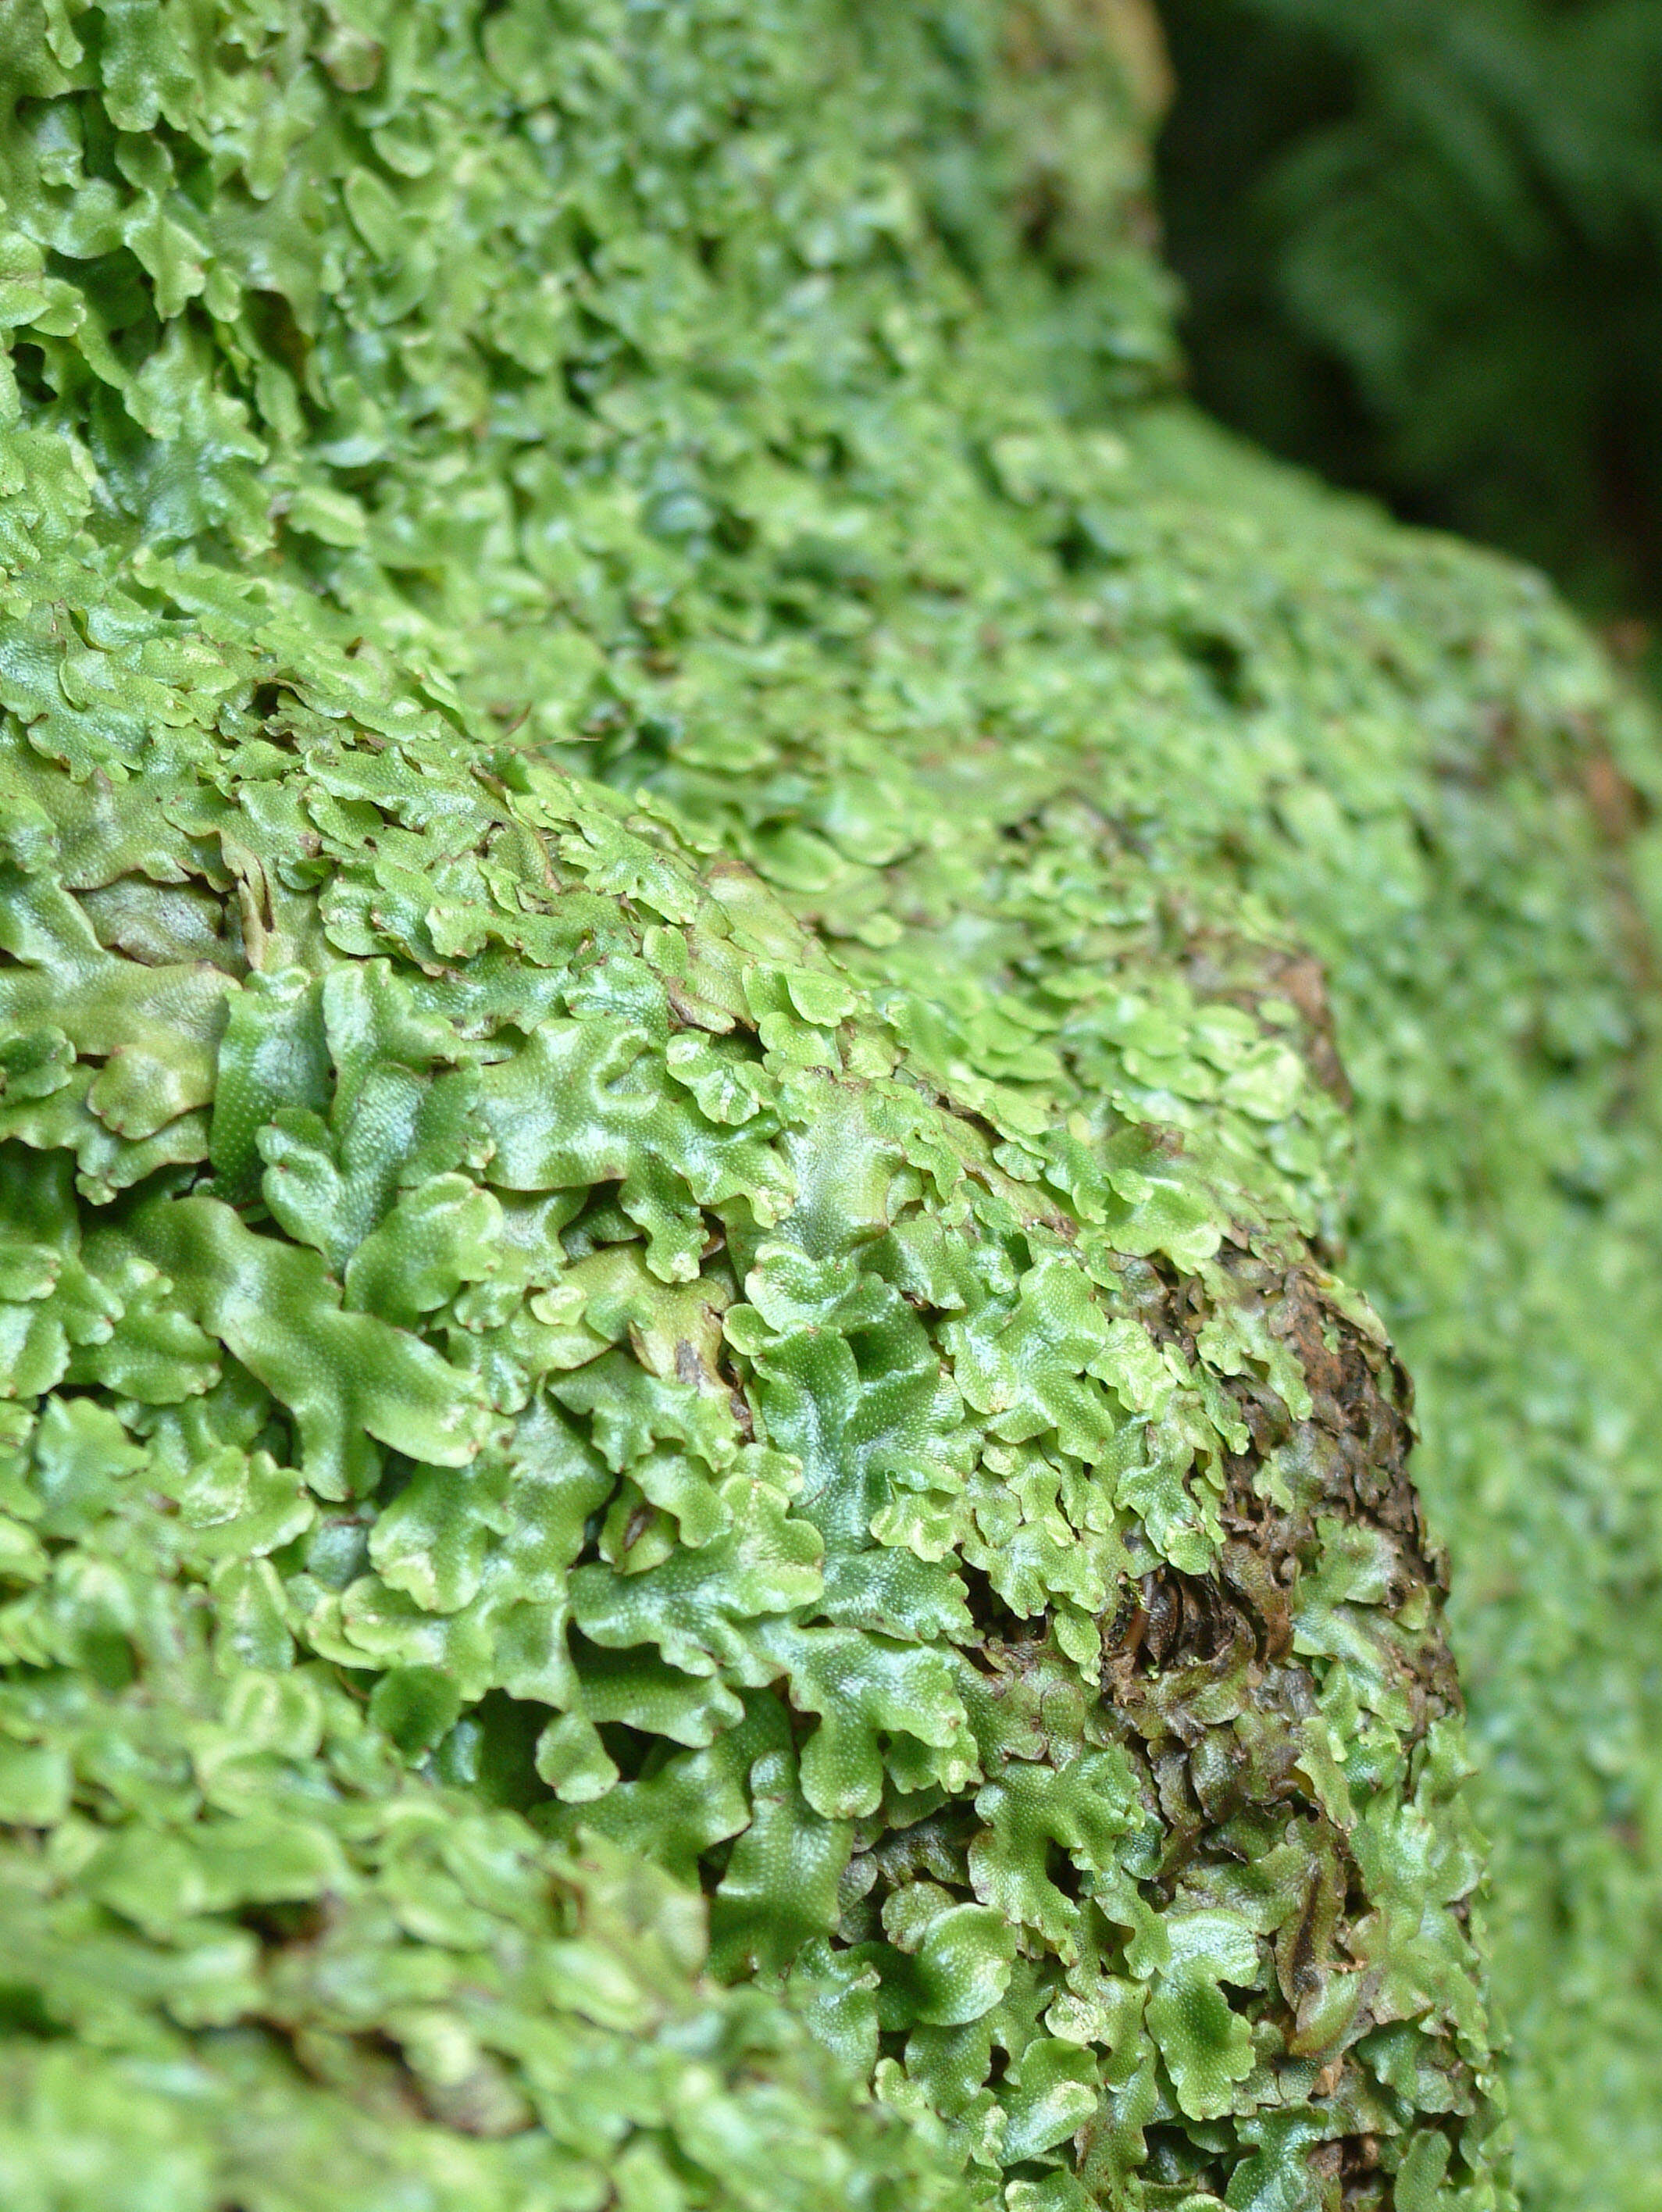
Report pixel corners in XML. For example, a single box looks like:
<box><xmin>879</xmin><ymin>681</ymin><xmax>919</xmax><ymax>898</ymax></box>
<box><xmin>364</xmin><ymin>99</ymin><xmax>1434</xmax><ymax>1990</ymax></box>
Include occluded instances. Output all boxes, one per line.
<box><xmin>0</xmin><ymin>2</ymin><xmax>1653</xmax><ymax>2207</ymax></box>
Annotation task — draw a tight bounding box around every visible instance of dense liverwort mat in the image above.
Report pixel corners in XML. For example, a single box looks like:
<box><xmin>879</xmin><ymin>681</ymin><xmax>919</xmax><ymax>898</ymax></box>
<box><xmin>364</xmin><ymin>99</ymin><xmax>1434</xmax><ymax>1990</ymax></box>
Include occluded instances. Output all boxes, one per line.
<box><xmin>0</xmin><ymin>1818</ymin><xmax>979</xmax><ymax>2212</ymax></box>
<box><xmin>0</xmin><ymin>2</ymin><xmax>1656</xmax><ymax>2207</ymax></box>
<box><xmin>0</xmin><ymin>660</ymin><xmax>1501</xmax><ymax>2210</ymax></box>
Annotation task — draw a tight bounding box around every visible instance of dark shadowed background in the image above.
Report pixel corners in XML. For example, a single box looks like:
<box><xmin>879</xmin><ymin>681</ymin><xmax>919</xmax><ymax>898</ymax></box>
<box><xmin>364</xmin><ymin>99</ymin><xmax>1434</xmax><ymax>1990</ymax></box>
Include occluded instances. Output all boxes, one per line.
<box><xmin>1154</xmin><ymin>0</ymin><xmax>1662</xmax><ymax>680</ymax></box>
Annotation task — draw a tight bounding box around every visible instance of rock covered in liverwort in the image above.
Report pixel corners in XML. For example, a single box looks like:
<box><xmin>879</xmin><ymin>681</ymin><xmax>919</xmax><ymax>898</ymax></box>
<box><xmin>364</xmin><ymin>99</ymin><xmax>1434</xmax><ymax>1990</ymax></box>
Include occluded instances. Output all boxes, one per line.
<box><xmin>0</xmin><ymin>2</ymin><xmax>1519</xmax><ymax>2207</ymax></box>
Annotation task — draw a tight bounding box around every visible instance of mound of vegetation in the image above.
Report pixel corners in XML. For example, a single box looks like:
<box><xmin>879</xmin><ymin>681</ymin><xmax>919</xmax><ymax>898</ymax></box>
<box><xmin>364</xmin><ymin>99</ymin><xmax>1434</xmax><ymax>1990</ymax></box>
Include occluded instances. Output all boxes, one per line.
<box><xmin>1</xmin><ymin>3</ymin><xmax>1657</xmax><ymax>2208</ymax></box>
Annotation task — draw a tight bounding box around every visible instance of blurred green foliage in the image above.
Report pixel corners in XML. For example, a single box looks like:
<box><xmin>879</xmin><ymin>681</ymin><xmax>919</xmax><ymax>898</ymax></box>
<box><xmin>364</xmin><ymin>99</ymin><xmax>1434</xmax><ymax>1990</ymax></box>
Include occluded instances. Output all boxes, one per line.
<box><xmin>1156</xmin><ymin>0</ymin><xmax>1662</xmax><ymax>634</ymax></box>
<box><xmin>0</xmin><ymin>1814</ymin><xmax>976</xmax><ymax>2212</ymax></box>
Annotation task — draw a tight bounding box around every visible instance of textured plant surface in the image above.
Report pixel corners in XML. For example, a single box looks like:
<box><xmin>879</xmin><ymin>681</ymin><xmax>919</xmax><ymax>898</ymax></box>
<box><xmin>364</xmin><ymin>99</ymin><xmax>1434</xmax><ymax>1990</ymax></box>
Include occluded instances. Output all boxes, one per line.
<box><xmin>0</xmin><ymin>2</ymin><xmax>1657</xmax><ymax>2209</ymax></box>
<box><xmin>0</xmin><ymin>1820</ymin><xmax>976</xmax><ymax>2212</ymax></box>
